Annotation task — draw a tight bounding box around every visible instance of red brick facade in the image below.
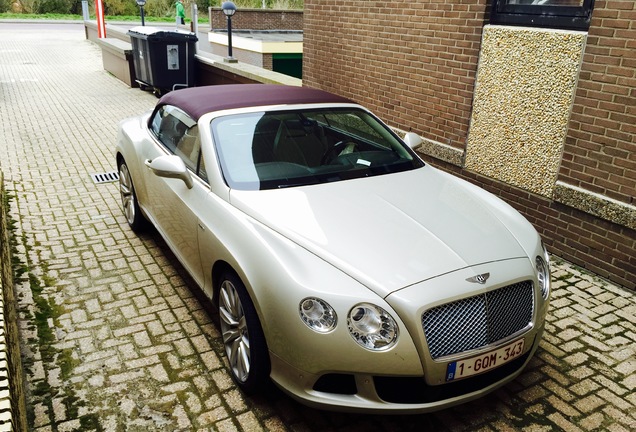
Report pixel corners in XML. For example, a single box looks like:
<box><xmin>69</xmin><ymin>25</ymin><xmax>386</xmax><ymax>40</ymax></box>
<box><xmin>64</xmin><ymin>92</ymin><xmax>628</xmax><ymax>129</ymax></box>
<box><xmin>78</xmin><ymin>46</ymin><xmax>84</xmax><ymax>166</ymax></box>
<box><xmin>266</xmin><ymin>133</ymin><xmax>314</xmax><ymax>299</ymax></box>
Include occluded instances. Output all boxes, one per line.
<box><xmin>418</xmin><ymin>155</ymin><xmax>636</xmax><ymax>290</ymax></box>
<box><xmin>208</xmin><ymin>7</ymin><xmax>303</xmax><ymax>31</ymax></box>
<box><xmin>562</xmin><ymin>0</ymin><xmax>636</xmax><ymax>205</ymax></box>
<box><xmin>304</xmin><ymin>0</ymin><xmax>487</xmax><ymax>150</ymax></box>
<box><xmin>304</xmin><ymin>0</ymin><xmax>636</xmax><ymax>290</ymax></box>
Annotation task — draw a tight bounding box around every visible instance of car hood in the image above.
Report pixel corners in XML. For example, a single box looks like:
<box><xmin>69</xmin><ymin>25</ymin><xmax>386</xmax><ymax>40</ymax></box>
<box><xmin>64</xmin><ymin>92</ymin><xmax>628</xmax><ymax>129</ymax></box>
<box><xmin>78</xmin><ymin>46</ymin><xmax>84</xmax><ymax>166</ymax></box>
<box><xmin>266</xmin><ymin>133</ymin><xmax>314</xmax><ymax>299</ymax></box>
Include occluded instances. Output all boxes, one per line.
<box><xmin>230</xmin><ymin>166</ymin><xmax>530</xmax><ymax>297</ymax></box>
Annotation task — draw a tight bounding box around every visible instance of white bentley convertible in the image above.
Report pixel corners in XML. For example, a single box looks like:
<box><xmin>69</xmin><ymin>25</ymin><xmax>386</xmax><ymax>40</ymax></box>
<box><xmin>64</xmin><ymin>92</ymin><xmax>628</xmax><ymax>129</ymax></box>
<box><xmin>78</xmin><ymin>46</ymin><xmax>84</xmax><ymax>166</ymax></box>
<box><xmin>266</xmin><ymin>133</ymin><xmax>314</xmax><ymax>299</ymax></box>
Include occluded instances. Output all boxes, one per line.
<box><xmin>115</xmin><ymin>84</ymin><xmax>551</xmax><ymax>413</ymax></box>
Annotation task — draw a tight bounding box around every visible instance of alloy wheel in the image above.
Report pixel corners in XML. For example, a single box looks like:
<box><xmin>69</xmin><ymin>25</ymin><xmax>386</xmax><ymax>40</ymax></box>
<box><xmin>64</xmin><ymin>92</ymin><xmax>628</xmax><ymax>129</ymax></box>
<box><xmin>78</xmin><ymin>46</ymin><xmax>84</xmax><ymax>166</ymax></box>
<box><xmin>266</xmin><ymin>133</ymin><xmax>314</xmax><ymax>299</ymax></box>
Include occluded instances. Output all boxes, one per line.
<box><xmin>118</xmin><ymin>163</ymin><xmax>136</xmax><ymax>226</ymax></box>
<box><xmin>219</xmin><ymin>279</ymin><xmax>251</xmax><ymax>383</ymax></box>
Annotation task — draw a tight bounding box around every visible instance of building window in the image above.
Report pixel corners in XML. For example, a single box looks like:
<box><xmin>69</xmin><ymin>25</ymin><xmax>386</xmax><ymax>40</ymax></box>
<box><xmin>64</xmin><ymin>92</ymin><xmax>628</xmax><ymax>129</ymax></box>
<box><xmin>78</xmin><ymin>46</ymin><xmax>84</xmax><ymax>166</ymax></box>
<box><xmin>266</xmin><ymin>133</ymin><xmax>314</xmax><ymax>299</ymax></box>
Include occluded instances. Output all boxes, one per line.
<box><xmin>490</xmin><ymin>0</ymin><xmax>595</xmax><ymax>31</ymax></box>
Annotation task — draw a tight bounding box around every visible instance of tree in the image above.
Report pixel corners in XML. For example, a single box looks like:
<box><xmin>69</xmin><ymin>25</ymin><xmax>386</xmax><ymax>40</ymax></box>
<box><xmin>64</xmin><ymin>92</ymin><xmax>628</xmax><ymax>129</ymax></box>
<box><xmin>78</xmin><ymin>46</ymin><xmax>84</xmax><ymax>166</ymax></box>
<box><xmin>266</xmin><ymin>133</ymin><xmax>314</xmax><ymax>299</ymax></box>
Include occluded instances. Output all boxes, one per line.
<box><xmin>0</xmin><ymin>0</ymin><xmax>11</xmax><ymax>13</ymax></box>
<box><xmin>104</xmin><ymin>0</ymin><xmax>138</xmax><ymax>16</ymax></box>
<box><xmin>144</xmin><ymin>0</ymin><xmax>174</xmax><ymax>18</ymax></box>
<box><xmin>39</xmin><ymin>0</ymin><xmax>73</xmax><ymax>13</ymax></box>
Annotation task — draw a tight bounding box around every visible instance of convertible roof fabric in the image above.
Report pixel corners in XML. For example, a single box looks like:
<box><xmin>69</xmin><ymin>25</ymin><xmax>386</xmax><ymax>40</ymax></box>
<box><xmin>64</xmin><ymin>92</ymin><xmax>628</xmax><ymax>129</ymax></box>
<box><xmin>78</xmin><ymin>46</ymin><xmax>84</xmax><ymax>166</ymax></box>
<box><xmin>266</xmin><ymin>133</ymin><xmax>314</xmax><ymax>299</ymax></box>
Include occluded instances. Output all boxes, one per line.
<box><xmin>158</xmin><ymin>84</ymin><xmax>355</xmax><ymax>121</ymax></box>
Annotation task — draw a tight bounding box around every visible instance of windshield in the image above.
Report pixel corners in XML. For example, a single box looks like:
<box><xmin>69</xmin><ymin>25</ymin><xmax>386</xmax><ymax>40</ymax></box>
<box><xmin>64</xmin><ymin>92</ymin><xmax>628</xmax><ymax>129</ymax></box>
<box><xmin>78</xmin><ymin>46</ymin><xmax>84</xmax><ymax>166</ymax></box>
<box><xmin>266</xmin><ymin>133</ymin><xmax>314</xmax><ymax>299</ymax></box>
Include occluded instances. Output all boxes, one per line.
<box><xmin>211</xmin><ymin>107</ymin><xmax>424</xmax><ymax>190</ymax></box>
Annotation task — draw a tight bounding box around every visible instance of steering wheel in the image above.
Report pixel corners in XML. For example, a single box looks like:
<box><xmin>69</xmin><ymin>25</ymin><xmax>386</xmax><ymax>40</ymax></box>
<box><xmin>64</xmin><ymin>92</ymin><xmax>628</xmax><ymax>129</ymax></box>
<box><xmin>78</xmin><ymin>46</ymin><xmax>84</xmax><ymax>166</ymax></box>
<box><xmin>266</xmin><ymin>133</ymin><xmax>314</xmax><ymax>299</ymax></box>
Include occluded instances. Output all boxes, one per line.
<box><xmin>321</xmin><ymin>140</ymin><xmax>354</xmax><ymax>165</ymax></box>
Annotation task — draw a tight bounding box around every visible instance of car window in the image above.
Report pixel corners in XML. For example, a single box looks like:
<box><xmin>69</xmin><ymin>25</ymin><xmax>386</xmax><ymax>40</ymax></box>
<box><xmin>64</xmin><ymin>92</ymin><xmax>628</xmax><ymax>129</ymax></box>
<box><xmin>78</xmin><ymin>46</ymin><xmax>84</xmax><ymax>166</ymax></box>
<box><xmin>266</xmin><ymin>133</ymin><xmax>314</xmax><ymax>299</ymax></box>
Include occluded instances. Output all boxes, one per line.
<box><xmin>150</xmin><ymin>105</ymin><xmax>193</xmax><ymax>152</ymax></box>
<box><xmin>306</xmin><ymin>111</ymin><xmax>389</xmax><ymax>149</ymax></box>
<box><xmin>175</xmin><ymin>125</ymin><xmax>199</xmax><ymax>169</ymax></box>
<box><xmin>211</xmin><ymin>107</ymin><xmax>424</xmax><ymax>191</ymax></box>
<box><xmin>150</xmin><ymin>105</ymin><xmax>207</xmax><ymax>181</ymax></box>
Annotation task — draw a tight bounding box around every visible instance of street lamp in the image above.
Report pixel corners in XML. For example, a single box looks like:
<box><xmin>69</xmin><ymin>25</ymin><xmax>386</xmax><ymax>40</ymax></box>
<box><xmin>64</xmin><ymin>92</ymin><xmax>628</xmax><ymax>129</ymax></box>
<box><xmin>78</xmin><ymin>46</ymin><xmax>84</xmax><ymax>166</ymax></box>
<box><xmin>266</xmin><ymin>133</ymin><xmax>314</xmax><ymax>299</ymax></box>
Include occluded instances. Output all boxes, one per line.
<box><xmin>222</xmin><ymin>1</ymin><xmax>237</xmax><ymax>63</ymax></box>
<box><xmin>136</xmin><ymin>0</ymin><xmax>146</xmax><ymax>26</ymax></box>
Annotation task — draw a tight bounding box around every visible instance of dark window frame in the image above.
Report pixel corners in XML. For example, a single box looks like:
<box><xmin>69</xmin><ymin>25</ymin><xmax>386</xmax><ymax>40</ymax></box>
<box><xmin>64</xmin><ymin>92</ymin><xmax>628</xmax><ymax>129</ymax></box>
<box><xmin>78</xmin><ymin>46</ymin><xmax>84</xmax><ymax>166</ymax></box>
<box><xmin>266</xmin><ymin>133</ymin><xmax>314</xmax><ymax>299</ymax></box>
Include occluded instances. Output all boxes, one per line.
<box><xmin>490</xmin><ymin>0</ymin><xmax>595</xmax><ymax>31</ymax></box>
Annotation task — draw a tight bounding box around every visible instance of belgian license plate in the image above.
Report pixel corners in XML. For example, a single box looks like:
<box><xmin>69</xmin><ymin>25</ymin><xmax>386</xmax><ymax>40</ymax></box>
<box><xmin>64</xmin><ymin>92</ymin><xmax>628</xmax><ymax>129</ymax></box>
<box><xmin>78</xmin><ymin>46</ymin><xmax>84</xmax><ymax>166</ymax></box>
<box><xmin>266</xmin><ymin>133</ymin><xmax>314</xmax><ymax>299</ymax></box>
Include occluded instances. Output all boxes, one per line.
<box><xmin>445</xmin><ymin>338</ymin><xmax>524</xmax><ymax>382</ymax></box>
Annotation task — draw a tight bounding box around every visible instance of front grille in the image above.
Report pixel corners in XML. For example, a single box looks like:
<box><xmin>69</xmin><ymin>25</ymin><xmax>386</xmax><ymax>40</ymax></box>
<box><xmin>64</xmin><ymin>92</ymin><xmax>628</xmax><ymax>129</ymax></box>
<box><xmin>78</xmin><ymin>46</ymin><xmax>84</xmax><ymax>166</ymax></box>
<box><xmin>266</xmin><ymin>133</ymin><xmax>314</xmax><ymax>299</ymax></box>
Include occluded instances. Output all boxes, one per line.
<box><xmin>422</xmin><ymin>281</ymin><xmax>534</xmax><ymax>359</ymax></box>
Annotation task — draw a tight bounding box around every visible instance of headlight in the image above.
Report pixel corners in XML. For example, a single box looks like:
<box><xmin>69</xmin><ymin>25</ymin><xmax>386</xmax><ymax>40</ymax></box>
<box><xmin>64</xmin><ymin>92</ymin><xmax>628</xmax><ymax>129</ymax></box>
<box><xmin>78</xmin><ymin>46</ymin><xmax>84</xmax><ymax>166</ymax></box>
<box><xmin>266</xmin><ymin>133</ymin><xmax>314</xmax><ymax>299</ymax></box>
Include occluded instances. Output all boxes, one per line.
<box><xmin>536</xmin><ymin>250</ymin><xmax>551</xmax><ymax>300</ymax></box>
<box><xmin>299</xmin><ymin>297</ymin><xmax>337</xmax><ymax>333</ymax></box>
<box><xmin>347</xmin><ymin>303</ymin><xmax>398</xmax><ymax>350</ymax></box>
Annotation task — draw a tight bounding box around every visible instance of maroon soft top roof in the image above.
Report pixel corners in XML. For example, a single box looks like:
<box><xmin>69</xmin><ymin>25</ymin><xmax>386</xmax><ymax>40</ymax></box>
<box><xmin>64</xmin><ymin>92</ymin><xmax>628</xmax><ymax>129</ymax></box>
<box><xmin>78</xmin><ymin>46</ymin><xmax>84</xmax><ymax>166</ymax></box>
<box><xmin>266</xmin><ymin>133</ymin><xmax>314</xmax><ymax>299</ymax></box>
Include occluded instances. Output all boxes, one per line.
<box><xmin>157</xmin><ymin>84</ymin><xmax>355</xmax><ymax>121</ymax></box>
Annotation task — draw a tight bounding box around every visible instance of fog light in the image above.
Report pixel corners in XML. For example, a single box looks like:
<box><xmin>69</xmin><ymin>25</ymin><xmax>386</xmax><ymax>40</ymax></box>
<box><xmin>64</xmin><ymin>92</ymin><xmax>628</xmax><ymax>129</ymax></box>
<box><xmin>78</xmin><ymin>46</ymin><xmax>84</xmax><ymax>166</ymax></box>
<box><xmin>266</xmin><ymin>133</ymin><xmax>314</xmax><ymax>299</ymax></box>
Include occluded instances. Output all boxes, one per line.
<box><xmin>299</xmin><ymin>297</ymin><xmax>337</xmax><ymax>333</ymax></box>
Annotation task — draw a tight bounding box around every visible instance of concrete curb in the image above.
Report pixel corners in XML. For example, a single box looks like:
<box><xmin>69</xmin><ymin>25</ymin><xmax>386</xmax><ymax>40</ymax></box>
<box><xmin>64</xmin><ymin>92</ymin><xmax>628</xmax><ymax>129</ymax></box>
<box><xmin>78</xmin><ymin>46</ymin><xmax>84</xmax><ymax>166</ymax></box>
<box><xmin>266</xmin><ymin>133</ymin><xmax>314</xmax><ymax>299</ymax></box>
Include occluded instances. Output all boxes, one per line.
<box><xmin>0</xmin><ymin>171</ymin><xmax>28</xmax><ymax>432</ymax></box>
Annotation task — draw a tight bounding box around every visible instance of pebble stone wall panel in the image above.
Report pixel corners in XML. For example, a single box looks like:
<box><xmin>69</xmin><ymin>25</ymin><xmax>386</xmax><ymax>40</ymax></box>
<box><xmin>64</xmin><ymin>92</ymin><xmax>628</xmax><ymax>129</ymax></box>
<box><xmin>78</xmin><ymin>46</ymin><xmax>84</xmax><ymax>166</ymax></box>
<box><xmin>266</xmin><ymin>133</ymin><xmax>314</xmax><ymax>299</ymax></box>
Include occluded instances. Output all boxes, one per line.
<box><xmin>554</xmin><ymin>181</ymin><xmax>636</xmax><ymax>231</ymax></box>
<box><xmin>465</xmin><ymin>26</ymin><xmax>587</xmax><ymax>197</ymax></box>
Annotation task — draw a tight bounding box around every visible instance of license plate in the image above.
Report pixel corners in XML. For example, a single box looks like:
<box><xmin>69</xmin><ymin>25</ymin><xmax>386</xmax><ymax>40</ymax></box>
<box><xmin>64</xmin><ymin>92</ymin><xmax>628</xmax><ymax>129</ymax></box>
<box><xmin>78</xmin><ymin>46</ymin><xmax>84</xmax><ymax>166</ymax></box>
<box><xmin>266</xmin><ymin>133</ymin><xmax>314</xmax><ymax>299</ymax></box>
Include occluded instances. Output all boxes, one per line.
<box><xmin>445</xmin><ymin>338</ymin><xmax>525</xmax><ymax>382</ymax></box>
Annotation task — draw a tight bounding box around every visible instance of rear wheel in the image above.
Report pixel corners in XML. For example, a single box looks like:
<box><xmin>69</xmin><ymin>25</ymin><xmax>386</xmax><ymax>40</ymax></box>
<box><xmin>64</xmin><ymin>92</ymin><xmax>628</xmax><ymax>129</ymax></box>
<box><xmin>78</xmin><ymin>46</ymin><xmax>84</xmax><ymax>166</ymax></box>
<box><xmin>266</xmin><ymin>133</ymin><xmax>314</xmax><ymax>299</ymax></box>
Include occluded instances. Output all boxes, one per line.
<box><xmin>118</xmin><ymin>160</ymin><xmax>147</xmax><ymax>232</ymax></box>
<box><xmin>218</xmin><ymin>271</ymin><xmax>270</xmax><ymax>394</ymax></box>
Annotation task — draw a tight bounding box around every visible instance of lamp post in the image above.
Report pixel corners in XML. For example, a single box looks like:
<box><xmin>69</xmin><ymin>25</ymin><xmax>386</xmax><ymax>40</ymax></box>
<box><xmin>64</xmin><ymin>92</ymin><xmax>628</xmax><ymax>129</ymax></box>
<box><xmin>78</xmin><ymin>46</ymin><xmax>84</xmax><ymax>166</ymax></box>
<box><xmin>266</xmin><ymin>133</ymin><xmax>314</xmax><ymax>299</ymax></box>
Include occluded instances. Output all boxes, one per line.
<box><xmin>222</xmin><ymin>1</ymin><xmax>237</xmax><ymax>63</ymax></box>
<box><xmin>136</xmin><ymin>0</ymin><xmax>146</xmax><ymax>26</ymax></box>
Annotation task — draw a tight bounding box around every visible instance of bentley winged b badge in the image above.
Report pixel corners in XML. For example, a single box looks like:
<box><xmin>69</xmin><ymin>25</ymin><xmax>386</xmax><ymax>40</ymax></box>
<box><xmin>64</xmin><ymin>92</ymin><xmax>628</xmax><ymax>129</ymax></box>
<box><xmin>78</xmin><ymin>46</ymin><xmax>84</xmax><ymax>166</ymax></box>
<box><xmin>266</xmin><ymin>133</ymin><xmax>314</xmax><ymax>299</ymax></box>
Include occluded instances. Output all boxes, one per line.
<box><xmin>466</xmin><ymin>272</ymin><xmax>490</xmax><ymax>284</ymax></box>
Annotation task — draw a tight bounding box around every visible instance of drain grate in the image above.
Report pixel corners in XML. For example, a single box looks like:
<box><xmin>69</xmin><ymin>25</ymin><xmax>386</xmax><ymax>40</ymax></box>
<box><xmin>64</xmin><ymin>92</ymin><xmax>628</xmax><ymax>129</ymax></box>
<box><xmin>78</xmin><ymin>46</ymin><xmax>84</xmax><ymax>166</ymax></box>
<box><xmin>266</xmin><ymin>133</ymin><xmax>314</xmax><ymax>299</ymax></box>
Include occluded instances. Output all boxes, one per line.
<box><xmin>91</xmin><ymin>171</ymin><xmax>120</xmax><ymax>184</ymax></box>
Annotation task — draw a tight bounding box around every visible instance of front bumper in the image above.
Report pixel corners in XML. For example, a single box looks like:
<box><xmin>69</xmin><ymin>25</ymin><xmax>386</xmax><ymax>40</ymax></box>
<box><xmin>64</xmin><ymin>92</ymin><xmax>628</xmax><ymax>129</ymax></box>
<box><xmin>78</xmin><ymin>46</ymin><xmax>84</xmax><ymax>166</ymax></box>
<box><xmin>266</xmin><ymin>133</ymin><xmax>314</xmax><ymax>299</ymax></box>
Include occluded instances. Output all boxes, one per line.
<box><xmin>269</xmin><ymin>323</ymin><xmax>544</xmax><ymax>414</ymax></box>
<box><xmin>268</xmin><ymin>258</ymin><xmax>550</xmax><ymax>413</ymax></box>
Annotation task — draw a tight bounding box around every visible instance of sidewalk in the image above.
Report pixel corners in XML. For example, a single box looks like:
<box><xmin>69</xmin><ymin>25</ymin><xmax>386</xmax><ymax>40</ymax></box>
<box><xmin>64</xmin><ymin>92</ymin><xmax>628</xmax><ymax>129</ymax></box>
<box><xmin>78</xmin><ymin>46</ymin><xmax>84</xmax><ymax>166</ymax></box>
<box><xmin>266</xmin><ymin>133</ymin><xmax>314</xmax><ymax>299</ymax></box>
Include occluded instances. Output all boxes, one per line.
<box><xmin>0</xmin><ymin>21</ymin><xmax>634</xmax><ymax>431</ymax></box>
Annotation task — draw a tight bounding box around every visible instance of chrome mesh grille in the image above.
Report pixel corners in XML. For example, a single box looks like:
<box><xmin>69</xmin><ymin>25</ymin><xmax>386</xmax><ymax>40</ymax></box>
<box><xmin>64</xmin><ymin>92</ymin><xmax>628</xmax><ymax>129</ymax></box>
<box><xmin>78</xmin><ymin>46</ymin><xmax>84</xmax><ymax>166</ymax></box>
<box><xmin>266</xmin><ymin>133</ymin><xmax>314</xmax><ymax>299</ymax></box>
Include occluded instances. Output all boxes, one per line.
<box><xmin>422</xmin><ymin>281</ymin><xmax>534</xmax><ymax>359</ymax></box>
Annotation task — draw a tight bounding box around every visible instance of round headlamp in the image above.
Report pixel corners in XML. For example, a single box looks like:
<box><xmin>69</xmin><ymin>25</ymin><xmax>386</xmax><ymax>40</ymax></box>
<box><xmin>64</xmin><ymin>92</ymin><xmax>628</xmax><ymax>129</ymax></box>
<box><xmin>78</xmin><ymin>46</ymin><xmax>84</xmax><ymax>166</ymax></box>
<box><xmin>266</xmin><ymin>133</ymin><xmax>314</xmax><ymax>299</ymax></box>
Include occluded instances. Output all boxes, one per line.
<box><xmin>347</xmin><ymin>303</ymin><xmax>398</xmax><ymax>350</ymax></box>
<box><xmin>299</xmin><ymin>297</ymin><xmax>337</xmax><ymax>333</ymax></box>
<box><xmin>536</xmin><ymin>254</ymin><xmax>550</xmax><ymax>300</ymax></box>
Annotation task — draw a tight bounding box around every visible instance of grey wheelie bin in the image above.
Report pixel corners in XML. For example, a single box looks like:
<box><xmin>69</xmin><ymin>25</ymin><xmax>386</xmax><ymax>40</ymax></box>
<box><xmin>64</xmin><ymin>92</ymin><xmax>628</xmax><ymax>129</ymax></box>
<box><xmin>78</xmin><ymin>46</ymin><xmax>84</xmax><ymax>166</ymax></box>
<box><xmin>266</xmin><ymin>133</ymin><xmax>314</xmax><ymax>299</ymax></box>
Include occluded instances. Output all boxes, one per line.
<box><xmin>128</xmin><ymin>26</ymin><xmax>197</xmax><ymax>96</ymax></box>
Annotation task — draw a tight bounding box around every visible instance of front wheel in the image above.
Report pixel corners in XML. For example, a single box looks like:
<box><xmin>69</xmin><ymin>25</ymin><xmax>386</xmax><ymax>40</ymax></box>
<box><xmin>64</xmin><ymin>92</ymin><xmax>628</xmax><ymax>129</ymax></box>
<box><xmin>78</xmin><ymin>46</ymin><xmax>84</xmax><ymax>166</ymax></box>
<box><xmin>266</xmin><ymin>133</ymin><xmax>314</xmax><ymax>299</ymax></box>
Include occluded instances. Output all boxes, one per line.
<box><xmin>218</xmin><ymin>271</ymin><xmax>270</xmax><ymax>394</ymax></box>
<box><xmin>118</xmin><ymin>160</ymin><xmax>147</xmax><ymax>232</ymax></box>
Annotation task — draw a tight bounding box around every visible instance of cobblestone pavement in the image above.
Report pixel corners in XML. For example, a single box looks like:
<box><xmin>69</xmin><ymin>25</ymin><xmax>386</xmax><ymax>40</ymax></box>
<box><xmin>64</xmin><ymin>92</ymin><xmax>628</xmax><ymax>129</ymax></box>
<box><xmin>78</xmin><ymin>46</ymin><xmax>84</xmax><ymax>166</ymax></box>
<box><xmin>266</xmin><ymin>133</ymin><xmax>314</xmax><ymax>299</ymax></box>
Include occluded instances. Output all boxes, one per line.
<box><xmin>1</xmin><ymin>22</ymin><xmax>635</xmax><ymax>432</ymax></box>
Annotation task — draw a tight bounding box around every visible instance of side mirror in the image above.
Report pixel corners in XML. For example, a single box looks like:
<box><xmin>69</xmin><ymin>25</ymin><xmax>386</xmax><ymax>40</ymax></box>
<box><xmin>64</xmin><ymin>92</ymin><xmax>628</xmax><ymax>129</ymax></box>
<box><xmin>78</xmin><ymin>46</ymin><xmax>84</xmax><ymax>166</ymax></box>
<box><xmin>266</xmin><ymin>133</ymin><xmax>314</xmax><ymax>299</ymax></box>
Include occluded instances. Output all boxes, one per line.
<box><xmin>403</xmin><ymin>132</ymin><xmax>423</xmax><ymax>149</ymax></box>
<box><xmin>144</xmin><ymin>155</ymin><xmax>193</xmax><ymax>189</ymax></box>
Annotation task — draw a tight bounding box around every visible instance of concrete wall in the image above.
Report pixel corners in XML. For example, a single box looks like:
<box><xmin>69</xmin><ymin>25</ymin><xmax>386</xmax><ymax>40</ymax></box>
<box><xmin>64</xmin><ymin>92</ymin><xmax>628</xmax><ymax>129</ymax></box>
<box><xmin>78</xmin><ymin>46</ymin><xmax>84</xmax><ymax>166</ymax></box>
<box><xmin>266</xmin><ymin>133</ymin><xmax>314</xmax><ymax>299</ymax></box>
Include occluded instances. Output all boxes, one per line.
<box><xmin>303</xmin><ymin>1</ymin><xmax>636</xmax><ymax>290</ymax></box>
<box><xmin>85</xmin><ymin>21</ymin><xmax>301</xmax><ymax>87</ymax></box>
<box><xmin>207</xmin><ymin>42</ymin><xmax>267</xmax><ymax>68</ymax></box>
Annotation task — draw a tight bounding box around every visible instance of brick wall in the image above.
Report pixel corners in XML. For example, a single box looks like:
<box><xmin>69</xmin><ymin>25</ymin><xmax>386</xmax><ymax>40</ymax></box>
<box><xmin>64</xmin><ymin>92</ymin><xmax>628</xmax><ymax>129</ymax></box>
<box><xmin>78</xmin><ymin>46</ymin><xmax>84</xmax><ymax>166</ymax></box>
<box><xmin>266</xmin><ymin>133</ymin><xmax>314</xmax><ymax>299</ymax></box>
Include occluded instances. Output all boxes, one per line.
<box><xmin>263</xmin><ymin>53</ymin><xmax>273</xmax><ymax>70</ymax></box>
<box><xmin>304</xmin><ymin>0</ymin><xmax>636</xmax><ymax>290</ymax></box>
<box><xmin>417</xmin><ymin>154</ymin><xmax>636</xmax><ymax>290</ymax></box>
<box><xmin>561</xmin><ymin>0</ymin><xmax>636</xmax><ymax>207</ymax></box>
<box><xmin>304</xmin><ymin>0</ymin><xmax>488</xmax><ymax>151</ymax></box>
<box><xmin>209</xmin><ymin>8</ymin><xmax>303</xmax><ymax>31</ymax></box>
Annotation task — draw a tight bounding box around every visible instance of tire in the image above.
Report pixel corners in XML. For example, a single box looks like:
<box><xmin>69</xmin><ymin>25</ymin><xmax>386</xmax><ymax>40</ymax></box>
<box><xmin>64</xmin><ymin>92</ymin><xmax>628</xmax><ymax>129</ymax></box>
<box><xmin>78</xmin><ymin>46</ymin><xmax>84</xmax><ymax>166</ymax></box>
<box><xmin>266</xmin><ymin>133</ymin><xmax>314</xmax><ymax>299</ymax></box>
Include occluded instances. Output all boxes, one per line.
<box><xmin>218</xmin><ymin>271</ymin><xmax>270</xmax><ymax>394</ymax></box>
<box><xmin>118</xmin><ymin>160</ymin><xmax>147</xmax><ymax>232</ymax></box>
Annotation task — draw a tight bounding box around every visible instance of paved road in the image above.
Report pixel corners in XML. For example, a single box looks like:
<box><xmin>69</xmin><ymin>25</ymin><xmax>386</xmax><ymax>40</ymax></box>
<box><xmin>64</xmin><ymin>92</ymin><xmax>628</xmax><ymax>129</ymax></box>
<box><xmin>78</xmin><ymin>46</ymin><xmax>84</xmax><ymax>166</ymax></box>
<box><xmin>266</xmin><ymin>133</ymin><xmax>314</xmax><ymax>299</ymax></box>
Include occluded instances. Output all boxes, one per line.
<box><xmin>1</xmin><ymin>21</ymin><xmax>635</xmax><ymax>432</ymax></box>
